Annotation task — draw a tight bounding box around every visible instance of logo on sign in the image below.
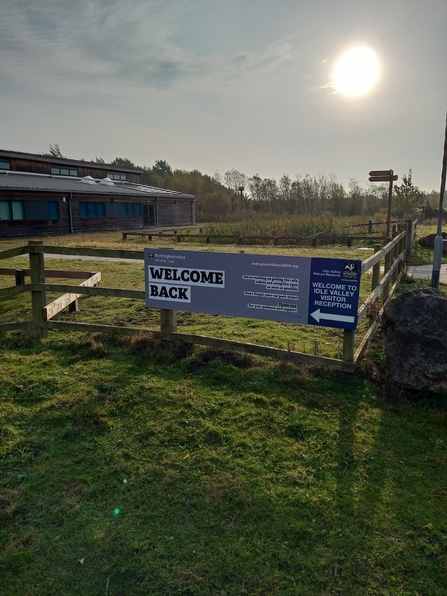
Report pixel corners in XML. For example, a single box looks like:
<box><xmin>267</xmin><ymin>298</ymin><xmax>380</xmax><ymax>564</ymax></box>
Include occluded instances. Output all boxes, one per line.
<box><xmin>342</xmin><ymin>261</ymin><xmax>359</xmax><ymax>280</ymax></box>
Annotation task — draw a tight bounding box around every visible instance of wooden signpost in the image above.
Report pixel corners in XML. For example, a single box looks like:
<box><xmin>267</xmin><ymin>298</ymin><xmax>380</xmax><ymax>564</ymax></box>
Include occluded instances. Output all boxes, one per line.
<box><xmin>369</xmin><ymin>170</ymin><xmax>398</xmax><ymax>238</ymax></box>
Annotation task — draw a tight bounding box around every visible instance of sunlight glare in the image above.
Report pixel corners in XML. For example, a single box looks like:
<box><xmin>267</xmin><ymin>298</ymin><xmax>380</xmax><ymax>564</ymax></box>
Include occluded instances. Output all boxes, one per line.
<box><xmin>332</xmin><ymin>47</ymin><xmax>380</xmax><ymax>97</ymax></box>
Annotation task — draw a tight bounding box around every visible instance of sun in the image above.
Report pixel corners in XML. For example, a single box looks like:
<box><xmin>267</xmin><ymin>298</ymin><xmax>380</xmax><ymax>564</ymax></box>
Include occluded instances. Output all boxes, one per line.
<box><xmin>332</xmin><ymin>47</ymin><xmax>380</xmax><ymax>97</ymax></box>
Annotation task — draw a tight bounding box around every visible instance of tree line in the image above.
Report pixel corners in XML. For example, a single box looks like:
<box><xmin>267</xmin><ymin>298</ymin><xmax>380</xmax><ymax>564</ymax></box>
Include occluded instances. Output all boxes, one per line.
<box><xmin>42</xmin><ymin>144</ymin><xmax>433</xmax><ymax>221</ymax></box>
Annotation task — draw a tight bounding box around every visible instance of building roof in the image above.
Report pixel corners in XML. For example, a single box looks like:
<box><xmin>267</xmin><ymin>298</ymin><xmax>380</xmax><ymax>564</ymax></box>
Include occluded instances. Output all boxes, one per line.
<box><xmin>0</xmin><ymin>149</ymin><xmax>142</xmax><ymax>174</ymax></box>
<box><xmin>0</xmin><ymin>172</ymin><xmax>195</xmax><ymax>200</ymax></box>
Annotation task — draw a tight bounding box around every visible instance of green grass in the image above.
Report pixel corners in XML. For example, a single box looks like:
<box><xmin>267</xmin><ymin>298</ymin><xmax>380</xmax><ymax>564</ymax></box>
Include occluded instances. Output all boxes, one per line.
<box><xmin>2</xmin><ymin>227</ymin><xmax>447</xmax><ymax>594</ymax></box>
<box><xmin>1</xmin><ymin>332</ymin><xmax>447</xmax><ymax>595</ymax></box>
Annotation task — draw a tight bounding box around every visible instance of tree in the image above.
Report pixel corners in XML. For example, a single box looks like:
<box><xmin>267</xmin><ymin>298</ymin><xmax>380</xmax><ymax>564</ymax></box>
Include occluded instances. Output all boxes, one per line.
<box><xmin>41</xmin><ymin>143</ymin><xmax>65</xmax><ymax>158</ymax></box>
<box><xmin>393</xmin><ymin>169</ymin><xmax>424</xmax><ymax>216</ymax></box>
<box><xmin>347</xmin><ymin>179</ymin><xmax>364</xmax><ymax>216</ymax></box>
<box><xmin>153</xmin><ymin>160</ymin><xmax>173</xmax><ymax>178</ymax></box>
<box><xmin>110</xmin><ymin>157</ymin><xmax>137</xmax><ymax>169</ymax></box>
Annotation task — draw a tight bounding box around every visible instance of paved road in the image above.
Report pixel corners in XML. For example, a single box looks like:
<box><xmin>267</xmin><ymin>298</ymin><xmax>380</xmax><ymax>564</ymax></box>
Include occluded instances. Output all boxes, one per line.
<box><xmin>407</xmin><ymin>264</ymin><xmax>447</xmax><ymax>283</ymax></box>
<box><xmin>44</xmin><ymin>253</ymin><xmax>143</xmax><ymax>263</ymax></box>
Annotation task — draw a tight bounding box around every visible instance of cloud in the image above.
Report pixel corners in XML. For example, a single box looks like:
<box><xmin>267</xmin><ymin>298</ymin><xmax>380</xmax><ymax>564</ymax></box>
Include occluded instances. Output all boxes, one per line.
<box><xmin>0</xmin><ymin>0</ymin><xmax>299</xmax><ymax>97</ymax></box>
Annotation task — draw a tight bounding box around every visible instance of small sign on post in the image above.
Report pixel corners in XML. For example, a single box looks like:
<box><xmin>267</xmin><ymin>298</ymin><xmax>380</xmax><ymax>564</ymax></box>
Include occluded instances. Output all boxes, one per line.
<box><xmin>368</xmin><ymin>170</ymin><xmax>397</xmax><ymax>238</ymax></box>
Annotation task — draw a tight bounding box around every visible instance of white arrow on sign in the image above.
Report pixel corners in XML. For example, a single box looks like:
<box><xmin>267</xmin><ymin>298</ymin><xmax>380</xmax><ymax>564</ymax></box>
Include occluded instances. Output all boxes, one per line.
<box><xmin>310</xmin><ymin>309</ymin><xmax>355</xmax><ymax>324</ymax></box>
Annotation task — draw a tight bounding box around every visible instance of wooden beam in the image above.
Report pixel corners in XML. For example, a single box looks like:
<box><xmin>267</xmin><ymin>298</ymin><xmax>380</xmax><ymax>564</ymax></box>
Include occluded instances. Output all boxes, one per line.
<box><xmin>0</xmin><ymin>284</ymin><xmax>32</xmax><ymax>299</ymax></box>
<box><xmin>354</xmin><ymin>270</ymin><xmax>404</xmax><ymax>365</ymax></box>
<box><xmin>46</xmin><ymin>322</ymin><xmax>355</xmax><ymax>372</ymax></box>
<box><xmin>357</xmin><ymin>252</ymin><xmax>405</xmax><ymax>322</ymax></box>
<box><xmin>43</xmin><ymin>272</ymin><xmax>101</xmax><ymax>321</ymax></box>
<box><xmin>47</xmin><ymin>321</ymin><xmax>147</xmax><ymax>335</ymax></box>
<box><xmin>29</xmin><ymin>244</ymin><xmax>144</xmax><ymax>261</ymax></box>
<box><xmin>0</xmin><ymin>321</ymin><xmax>32</xmax><ymax>332</ymax></box>
<box><xmin>34</xmin><ymin>283</ymin><xmax>145</xmax><ymax>300</ymax></box>
<box><xmin>29</xmin><ymin>241</ymin><xmax>46</xmax><ymax>338</ymax></box>
<box><xmin>157</xmin><ymin>331</ymin><xmax>355</xmax><ymax>372</ymax></box>
<box><xmin>160</xmin><ymin>309</ymin><xmax>177</xmax><ymax>333</ymax></box>
<box><xmin>0</xmin><ymin>246</ymin><xmax>29</xmax><ymax>260</ymax></box>
<box><xmin>0</xmin><ymin>268</ymin><xmax>95</xmax><ymax>279</ymax></box>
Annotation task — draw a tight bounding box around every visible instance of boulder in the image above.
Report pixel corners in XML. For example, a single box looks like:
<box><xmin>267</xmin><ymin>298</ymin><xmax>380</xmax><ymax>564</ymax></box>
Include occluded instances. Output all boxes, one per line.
<box><xmin>418</xmin><ymin>232</ymin><xmax>447</xmax><ymax>249</ymax></box>
<box><xmin>382</xmin><ymin>287</ymin><xmax>447</xmax><ymax>393</ymax></box>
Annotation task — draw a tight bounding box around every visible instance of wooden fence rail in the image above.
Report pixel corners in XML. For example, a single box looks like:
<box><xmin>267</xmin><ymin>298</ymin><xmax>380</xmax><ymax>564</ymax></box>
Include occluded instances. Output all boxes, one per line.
<box><xmin>123</xmin><ymin>231</ymin><xmax>385</xmax><ymax>247</ymax></box>
<box><xmin>0</xmin><ymin>219</ymin><xmax>416</xmax><ymax>372</ymax></box>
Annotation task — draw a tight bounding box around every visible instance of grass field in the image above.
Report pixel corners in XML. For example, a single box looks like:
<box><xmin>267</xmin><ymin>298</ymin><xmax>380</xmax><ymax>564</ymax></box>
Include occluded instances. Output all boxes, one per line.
<box><xmin>1</xmin><ymin>223</ymin><xmax>447</xmax><ymax>595</ymax></box>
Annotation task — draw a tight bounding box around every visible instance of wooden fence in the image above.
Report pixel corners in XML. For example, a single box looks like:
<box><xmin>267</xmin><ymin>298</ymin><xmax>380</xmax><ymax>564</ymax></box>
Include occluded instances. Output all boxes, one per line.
<box><xmin>0</xmin><ymin>220</ymin><xmax>416</xmax><ymax>373</ymax></box>
<box><xmin>123</xmin><ymin>230</ymin><xmax>378</xmax><ymax>247</ymax></box>
<box><xmin>122</xmin><ymin>218</ymin><xmax>410</xmax><ymax>245</ymax></box>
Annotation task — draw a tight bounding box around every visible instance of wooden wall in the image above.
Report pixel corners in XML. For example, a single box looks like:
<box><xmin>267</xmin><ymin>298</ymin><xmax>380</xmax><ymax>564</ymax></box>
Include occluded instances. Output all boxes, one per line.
<box><xmin>7</xmin><ymin>158</ymin><xmax>139</xmax><ymax>183</ymax></box>
<box><xmin>158</xmin><ymin>200</ymin><xmax>195</xmax><ymax>227</ymax></box>
<box><xmin>0</xmin><ymin>191</ymin><xmax>194</xmax><ymax>238</ymax></box>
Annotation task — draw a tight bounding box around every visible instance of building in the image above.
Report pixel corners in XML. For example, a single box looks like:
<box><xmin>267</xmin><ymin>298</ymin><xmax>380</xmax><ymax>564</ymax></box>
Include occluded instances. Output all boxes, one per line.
<box><xmin>0</xmin><ymin>150</ymin><xmax>196</xmax><ymax>238</ymax></box>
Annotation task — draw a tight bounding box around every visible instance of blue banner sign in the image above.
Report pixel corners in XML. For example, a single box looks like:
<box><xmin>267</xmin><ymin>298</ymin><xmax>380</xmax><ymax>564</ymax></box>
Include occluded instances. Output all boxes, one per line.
<box><xmin>144</xmin><ymin>249</ymin><xmax>361</xmax><ymax>330</ymax></box>
<box><xmin>307</xmin><ymin>258</ymin><xmax>362</xmax><ymax>330</ymax></box>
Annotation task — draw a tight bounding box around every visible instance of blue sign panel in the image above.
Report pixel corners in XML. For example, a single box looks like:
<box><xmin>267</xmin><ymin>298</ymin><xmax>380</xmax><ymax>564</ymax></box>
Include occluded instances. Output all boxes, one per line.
<box><xmin>307</xmin><ymin>258</ymin><xmax>362</xmax><ymax>330</ymax></box>
<box><xmin>144</xmin><ymin>250</ymin><xmax>362</xmax><ymax>330</ymax></box>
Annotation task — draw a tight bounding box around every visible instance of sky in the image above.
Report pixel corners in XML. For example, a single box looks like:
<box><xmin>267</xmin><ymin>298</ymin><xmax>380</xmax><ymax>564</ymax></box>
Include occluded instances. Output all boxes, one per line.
<box><xmin>1</xmin><ymin>0</ymin><xmax>446</xmax><ymax>192</ymax></box>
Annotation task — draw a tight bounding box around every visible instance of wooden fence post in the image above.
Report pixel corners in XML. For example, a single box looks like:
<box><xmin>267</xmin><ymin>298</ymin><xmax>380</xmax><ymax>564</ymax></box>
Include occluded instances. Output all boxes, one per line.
<box><xmin>371</xmin><ymin>243</ymin><xmax>382</xmax><ymax>291</ymax></box>
<box><xmin>342</xmin><ymin>329</ymin><xmax>355</xmax><ymax>363</ymax></box>
<box><xmin>28</xmin><ymin>241</ymin><xmax>47</xmax><ymax>338</ymax></box>
<box><xmin>15</xmin><ymin>270</ymin><xmax>25</xmax><ymax>286</ymax></box>
<box><xmin>405</xmin><ymin>218</ymin><xmax>414</xmax><ymax>263</ymax></box>
<box><xmin>383</xmin><ymin>248</ymin><xmax>392</xmax><ymax>302</ymax></box>
<box><xmin>160</xmin><ymin>309</ymin><xmax>177</xmax><ymax>334</ymax></box>
<box><xmin>398</xmin><ymin>232</ymin><xmax>406</xmax><ymax>275</ymax></box>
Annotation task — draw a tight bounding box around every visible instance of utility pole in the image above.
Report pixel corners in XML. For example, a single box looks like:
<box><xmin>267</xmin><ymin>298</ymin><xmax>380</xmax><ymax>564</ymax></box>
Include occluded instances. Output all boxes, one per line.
<box><xmin>431</xmin><ymin>111</ymin><xmax>447</xmax><ymax>289</ymax></box>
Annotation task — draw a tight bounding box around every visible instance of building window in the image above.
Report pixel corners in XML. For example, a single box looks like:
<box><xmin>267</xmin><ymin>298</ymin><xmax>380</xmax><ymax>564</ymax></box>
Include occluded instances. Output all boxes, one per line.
<box><xmin>79</xmin><ymin>202</ymin><xmax>105</xmax><ymax>218</ymax></box>
<box><xmin>49</xmin><ymin>201</ymin><xmax>60</xmax><ymax>220</ymax></box>
<box><xmin>121</xmin><ymin>203</ymin><xmax>142</xmax><ymax>217</ymax></box>
<box><xmin>107</xmin><ymin>172</ymin><xmax>127</xmax><ymax>181</ymax></box>
<box><xmin>51</xmin><ymin>165</ymin><xmax>78</xmax><ymax>177</ymax></box>
<box><xmin>0</xmin><ymin>201</ymin><xmax>24</xmax><ymax>221</ymax></box>
<box><xmin>0</xmin><ymin>159</ymin><xmax>10</xmax><ymax>170</ymax></box>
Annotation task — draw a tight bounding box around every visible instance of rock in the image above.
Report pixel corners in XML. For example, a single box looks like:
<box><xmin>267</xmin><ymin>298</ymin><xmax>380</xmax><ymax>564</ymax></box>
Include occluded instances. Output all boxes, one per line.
<box><xmin>418</xmin><ymin>232</ymin><xmax>447</xmax><ymax>248</ymax></box>
<box><xmin>382</xmin><ymin>287</ymin><xmax>447</xmax><ymax>393</ymax></box>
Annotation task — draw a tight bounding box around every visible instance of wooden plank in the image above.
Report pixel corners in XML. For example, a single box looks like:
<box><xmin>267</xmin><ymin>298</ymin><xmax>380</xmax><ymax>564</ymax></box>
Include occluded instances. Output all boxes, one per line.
<box><xmin>44</xmin><ymin>292</ymin><xmax>81</xmax><ymax>321</ymax></box>
<box><xmin>47</xmin><ymin>321</ymin><xmax>147</xmax><ymax>335</ymax></box>
<box><xmin>0</xmin><ymin>284</ymin><xmax>32</xmax><ymax>299</ymax></box>
<box><xmin>29</xmin><ymin>242</ymin><xmax>46</xmax><ymax>338</ymax></box>
<box><xmin>362</xmin><ymin>231</ymin><xmax>405</xmax><ymax>273</ymax></box>
<box><xmin>0</xmin><ymin>246</ymin><xmax>29</xmax><ymax>260</ymax></box>
<box><xmin>0</xmin><ymin>268</ymin><xmax>94</xmax><ymax>279</ymax></box>
<box><xmin>45</xmin><ymin>322</ymin><xmax>354</xmax><ymax>372</ymax></box>
<box><xmin>34</xmin><ymin>283</ymin><xmax>145</xmax><ymax>300</ymax></box>
<box><xmin>156</xmin><ymin>332</ymin><xmax>355</xmax><ymax>372</ymax></box>
<box><xmin>354</xmin><ymin>271</ymin><xmax>403</xmax><ymax>364</ymax></box>
<box><xmin>28</xmin><ymin>244</ymin><xmax>144</xmax><ymax>261</ymax></box>
<box><xmin>342</xmin><ymin>329</ymin><xmax>355</xmax><ymax>362</ymax></box>
<box><xmin>0</xmin><ymin>321</ymin><xmax>31</xmax><ymax>332</ymax></box>
<box><xmin>353</xmin><ymin>320</ymin><xmax>379</xmax><ymax>364</ymax></box>
<box><xmin>43</xmin><ymin>272</ymin><xmax>102</xmax><ymax>321</ymax></box>
<box><xmin>160</xmin><ymin>309</ymin><xmax>177</xmax><ymax>333</ymax></box>
<box><xmin>357</xmin><ymin>251</ymin><xmax>405</xmax><ymax>321</ymax></box>
<box><xmin>371</xmin><ymin>243</ymin><xmax>382</xmax><ymax>291</ymax></box>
